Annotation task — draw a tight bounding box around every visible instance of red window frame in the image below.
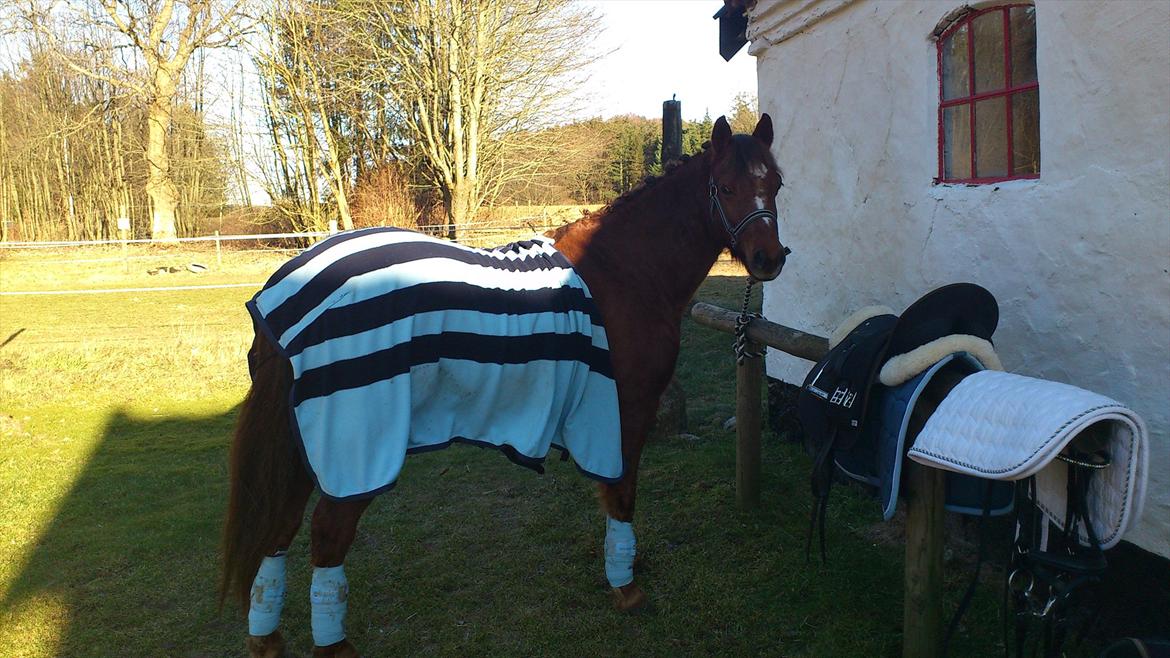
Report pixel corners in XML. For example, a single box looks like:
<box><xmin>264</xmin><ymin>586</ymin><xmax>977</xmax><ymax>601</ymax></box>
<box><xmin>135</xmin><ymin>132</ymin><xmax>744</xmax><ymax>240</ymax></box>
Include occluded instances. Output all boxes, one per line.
<box><xmin>936</xmin><ymin>4</ymin><xmax>1040</xmax><ymax>184</ymax></box>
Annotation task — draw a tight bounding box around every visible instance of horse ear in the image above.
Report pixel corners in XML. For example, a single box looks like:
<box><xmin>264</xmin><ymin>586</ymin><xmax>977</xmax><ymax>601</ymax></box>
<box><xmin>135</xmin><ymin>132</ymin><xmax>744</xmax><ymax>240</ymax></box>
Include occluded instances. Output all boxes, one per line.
<box><xmin>712</xmin><ymin>116</ymin><xmax>732</xmax><ymax>153</ymax></box>
<box><xmin>753</xmin><ymin>114</ymin><xmax>774</xmax><ymax>147</ymax></box>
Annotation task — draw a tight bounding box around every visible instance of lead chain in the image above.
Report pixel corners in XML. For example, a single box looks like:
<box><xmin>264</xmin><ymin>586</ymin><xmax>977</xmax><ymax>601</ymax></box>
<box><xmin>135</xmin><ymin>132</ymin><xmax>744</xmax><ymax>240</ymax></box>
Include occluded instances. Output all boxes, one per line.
<box><xmin>734</xmin><ymin>277</ymin><xmax>765</xmax><ymax>365</ymax></box>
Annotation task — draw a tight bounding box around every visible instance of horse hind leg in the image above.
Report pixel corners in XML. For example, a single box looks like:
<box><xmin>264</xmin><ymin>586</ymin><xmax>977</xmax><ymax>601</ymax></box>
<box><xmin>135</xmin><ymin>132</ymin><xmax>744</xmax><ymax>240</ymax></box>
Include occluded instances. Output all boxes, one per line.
<box><xmin>246</xmin><ymin>477</ymin><xmax>313</xmax><ymax>658</ymax></box>
<box><xmin>223</xmin><ymin>331</ymin><xmax>315</xmax><ymax>657</ymax></box>
<box><xmin>599</xmin><ymin>440</ymin><xmax>649</xmax><ymax>612</ymax></box>
<box><xmin>307</xmin><ymin>496</ymin><xmax>373</xmax><ymax>658</ymax></box>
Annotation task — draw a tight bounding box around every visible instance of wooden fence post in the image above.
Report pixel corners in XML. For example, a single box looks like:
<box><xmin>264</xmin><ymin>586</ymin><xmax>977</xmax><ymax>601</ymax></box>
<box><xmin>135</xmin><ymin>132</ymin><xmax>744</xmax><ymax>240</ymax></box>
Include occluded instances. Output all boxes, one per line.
<box><xmin>903</xmin><ymin>461</ymin><xmax>945</xmax><ymax>658</ymax></box>
<box><xmin>214</xmin><ymin>230</ymin><xmax>222</xmax><ymax>268</ymax></box>
<box><xmin>117</xmin><ymin>216</ymin><xmax>130</xmax><ymax>274</ymax></box>
<box><xmin>690</xmin><ymin>301</ymin><xmax>946</xmax><ymax>655</ymax></box>
<box><xmin>736</xmin><ymin>345</ymin><xmax>763</xmax><ymax>509</ymax></box>
<box><xmin>662</xmin><ymin>97</ymin><xmax>682</xmax><ymax>164</ymax></box>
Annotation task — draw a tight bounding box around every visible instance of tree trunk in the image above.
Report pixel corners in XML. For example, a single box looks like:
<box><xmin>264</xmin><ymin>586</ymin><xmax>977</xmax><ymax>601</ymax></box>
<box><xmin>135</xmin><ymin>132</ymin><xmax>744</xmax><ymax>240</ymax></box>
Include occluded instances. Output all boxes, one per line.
<box><xmin>444</xmin><ymin>180</ymin><xmax>476</xmax><ymax>241</ymax></box>
<box><xmin>145</xmin><ymin>80</ymin><xmax>180</xmax><ymax>242</ymax></box>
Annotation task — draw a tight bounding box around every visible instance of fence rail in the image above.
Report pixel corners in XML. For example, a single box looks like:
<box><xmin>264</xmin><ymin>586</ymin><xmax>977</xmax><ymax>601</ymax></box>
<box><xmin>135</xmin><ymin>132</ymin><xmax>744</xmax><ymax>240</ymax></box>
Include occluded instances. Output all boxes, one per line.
<box><xmin>0</xmin><ymin>222</ymin><xmax>565</xmax><ymax>297</ymax></box>
<box><xmin>0</xmin><ymin>219</ymin><xmax>558</xmax><ymax>250</ymax></box>
<box><xmin>0</xmin><ymin>231</ymin><xmax>329</xmax><ymax>249</ymax></box>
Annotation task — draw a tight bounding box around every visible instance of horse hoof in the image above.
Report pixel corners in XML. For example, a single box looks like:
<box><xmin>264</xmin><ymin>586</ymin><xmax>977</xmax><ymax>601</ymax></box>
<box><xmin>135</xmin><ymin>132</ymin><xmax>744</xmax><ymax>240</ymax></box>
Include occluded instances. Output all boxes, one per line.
<box><xmin>312</xmin><ymin>639</ymin><xmax>361</xmax><ymax>658</ymax></box>
<box><xmin>612</xmin><ymin>583</ymin><xmax>648</xmax><ymax>611</ymax></box>
<box><xmin>246</xmin><ymin>630</ymin><xmax>288</xmax><ymax>658</ymax></box>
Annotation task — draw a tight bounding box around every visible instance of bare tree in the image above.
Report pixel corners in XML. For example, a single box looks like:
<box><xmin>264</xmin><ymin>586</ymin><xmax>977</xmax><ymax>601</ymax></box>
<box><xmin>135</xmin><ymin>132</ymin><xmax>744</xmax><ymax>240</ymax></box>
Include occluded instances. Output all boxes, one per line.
<box><xmin>21</xmin><ymin>0</ymin><xmax>248</xmax><ymax>240</ymax></box>
<box><xmin>345</xmin><ymin>0</ymin><xmax>602</xmax><ymax>239</ymax></box>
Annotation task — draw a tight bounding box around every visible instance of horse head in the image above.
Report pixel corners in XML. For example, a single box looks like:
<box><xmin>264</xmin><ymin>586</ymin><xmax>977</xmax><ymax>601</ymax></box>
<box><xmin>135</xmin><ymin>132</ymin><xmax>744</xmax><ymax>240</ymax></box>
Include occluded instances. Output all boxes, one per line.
<box><xmin>707</xmin><ymin>114</ymin><xmax>790</xmax><ymax>281</ymax></box>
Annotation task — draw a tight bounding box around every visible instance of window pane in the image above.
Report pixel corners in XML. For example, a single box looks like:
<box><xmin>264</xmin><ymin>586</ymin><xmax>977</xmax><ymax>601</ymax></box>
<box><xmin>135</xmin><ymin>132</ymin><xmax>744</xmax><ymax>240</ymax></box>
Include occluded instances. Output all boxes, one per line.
<box><xmin>941</xmin><ymin>25</ymin><xmax>969</xmax><ymax>100</ymax></box>
<box><xmin>943</xmin><ymin>104</ymin><xmax>971</xmax><ymax>180</ymax></box>
<box><xmin>975</xmin><ymin>96</ymin><xmax>1008</xmax><ymax>178</ymax></box>
<box><xmin>973</xmin><ymin>10</ymin><xmax>1007</xmax><ymax>93</ymax></box>
<box><xmin>1011</xmin><ymin>6</ymin><xmax>1038</xmax><ymax>86</ymax></box>
<box><xmin>1012</xmin><ymin>88</ymin><xmax>1040</xmax><ymax>175</ymax></box>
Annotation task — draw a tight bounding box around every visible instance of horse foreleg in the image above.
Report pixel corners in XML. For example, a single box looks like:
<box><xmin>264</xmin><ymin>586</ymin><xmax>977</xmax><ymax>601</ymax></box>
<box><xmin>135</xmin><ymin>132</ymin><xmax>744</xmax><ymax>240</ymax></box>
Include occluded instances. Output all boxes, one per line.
<box><xmin>247</xmin><ymin>476</ymin><xmax>313</xmax><ymax>658</ymax></box>
<box><xmin>308</xmin><ymin>496</ymin><xmax>372</xmax><ymax>658</ymax></box>
<box><xmin>599</xmin><ymin>429</ymin><xmax>649</xmax><ymax>612</ymax></box>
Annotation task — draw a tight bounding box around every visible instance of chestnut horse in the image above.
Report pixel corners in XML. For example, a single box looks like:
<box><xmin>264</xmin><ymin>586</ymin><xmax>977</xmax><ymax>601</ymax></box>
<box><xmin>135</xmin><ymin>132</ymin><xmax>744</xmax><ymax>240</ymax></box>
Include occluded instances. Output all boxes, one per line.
<box><xmin>220</xmin><ymin>115</ymin><xmax>788</xmax><ymax>657</ymax></box>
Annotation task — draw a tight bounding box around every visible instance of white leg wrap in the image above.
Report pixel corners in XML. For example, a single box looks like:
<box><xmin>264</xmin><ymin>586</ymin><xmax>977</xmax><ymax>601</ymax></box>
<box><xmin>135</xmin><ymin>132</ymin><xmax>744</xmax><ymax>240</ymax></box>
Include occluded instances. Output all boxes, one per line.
<box><xmin>248</xmin><ymin>554</ymin><xmax>287</xmax><ymax>637</ymax></box>
<box><xmin>604</xmin><ymin>516</ymin><xmax>636</xmax><ymax>588</ymax></box>
<box><xmin>310</xmin><ymin>565</ymin><xmax>349</xmax><ymax>647</ymax></box>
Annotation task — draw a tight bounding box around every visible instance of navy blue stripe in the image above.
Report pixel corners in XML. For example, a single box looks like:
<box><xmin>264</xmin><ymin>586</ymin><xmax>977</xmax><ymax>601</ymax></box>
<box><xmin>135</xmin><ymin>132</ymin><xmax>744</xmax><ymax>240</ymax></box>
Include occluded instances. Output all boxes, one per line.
<box><xmin>265</xmin><ymin>239</ymin><xmax>571</xmax><ymax>337</ymax></box>
<box><xmin>264</xmin><ymin>227</ymin><xmax>393</xmax><ymax>291</ymax></box>
<box><xmin>284</xmin><ymin>281</ymin><xmax>604</xmax><ymax>357</ymax></box>
<box><xmin>292</xmin><ymin>331</ymin><xmax>613</xmax><ymax>405</ymax></box>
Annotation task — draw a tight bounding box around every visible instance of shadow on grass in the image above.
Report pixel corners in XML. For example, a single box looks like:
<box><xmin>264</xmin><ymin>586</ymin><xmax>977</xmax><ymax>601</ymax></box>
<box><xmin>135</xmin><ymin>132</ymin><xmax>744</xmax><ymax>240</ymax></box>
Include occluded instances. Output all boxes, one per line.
<box><xmin>0</xmin><ymin>406</ymin><xmax>241</xmax><ymax>656</ymax></box>
<box><xmin>0</xmin><ymin>274</ymin><xmax>1047</xmax><ymax>656</ymax></box>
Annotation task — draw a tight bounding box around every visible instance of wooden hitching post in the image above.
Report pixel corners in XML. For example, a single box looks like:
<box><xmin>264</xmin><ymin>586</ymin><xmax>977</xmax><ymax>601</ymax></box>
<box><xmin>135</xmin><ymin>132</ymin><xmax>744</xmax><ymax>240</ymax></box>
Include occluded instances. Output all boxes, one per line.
<box><xmin>689</xmin><ymin>301</ymin><xmax>945</xmax><ymax>652</ymax></box>
<box><xmin>735</xmin><ymin>341</ymin><xmax>763</xmax><ymax>510</ymax></box>
<box><xmin>903</xmin><ymin>460</ymin><xmax>945</xmax><ymax>658</ymax></box>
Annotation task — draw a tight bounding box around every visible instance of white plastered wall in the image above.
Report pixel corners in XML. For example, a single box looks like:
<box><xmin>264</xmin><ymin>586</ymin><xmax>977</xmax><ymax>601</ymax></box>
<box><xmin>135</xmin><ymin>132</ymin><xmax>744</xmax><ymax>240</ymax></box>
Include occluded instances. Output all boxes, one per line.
<box><xmin>749</xmin><ymin>0</ymin><xmax>1170</xmax><ymax>557</ymax></box>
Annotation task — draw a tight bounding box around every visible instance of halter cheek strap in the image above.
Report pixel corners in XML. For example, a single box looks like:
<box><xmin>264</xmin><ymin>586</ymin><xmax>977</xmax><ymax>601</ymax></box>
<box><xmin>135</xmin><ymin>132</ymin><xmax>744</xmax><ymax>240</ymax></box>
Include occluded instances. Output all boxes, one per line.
<box><xmin>709</xmin><ymin>177</ymin><xmax>779</xmax><ymax>248</ymax></box>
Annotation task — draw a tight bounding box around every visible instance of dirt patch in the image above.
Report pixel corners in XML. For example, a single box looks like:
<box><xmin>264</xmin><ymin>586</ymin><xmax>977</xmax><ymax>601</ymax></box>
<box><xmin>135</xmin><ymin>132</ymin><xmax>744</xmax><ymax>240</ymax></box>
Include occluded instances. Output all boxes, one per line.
<box><xmin>0</xmin><ymin>413</ymin><xmax>28</xmax><ymax>437</ymax></box>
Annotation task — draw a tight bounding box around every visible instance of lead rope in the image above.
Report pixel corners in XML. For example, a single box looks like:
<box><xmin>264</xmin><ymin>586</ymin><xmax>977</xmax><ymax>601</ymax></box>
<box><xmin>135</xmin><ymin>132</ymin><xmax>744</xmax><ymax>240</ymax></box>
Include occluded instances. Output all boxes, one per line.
<box><xmin>733</xmin><ymin>277</ymin><xmax>765</xmax><ymax>365</ymax></box>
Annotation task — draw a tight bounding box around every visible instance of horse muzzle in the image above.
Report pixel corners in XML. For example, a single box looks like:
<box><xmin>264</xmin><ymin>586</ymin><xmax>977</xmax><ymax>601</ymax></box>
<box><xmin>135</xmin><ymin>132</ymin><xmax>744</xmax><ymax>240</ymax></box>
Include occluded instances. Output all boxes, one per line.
<box><xmin>749</xmin><ymin>244</ymin><xmax>791</xmax><ymax>281</ymax></box>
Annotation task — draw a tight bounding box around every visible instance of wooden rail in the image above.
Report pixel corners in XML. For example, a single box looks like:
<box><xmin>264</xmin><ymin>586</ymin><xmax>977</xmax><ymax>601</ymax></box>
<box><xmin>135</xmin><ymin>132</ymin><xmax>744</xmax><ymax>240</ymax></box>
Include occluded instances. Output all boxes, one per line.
<box><xmin>689</xmin><ymin>301</ymin><xmax>943</xmax><ymax>658</ymax></box>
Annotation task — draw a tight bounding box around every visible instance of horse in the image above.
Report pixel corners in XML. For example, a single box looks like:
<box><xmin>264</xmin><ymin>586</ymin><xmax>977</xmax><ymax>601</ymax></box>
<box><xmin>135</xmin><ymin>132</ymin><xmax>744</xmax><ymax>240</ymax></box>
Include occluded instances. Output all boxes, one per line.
<box><xmin>220</xmin><ymin>114</ymin><xmax>789</xmax><ymax>657</ymax></box>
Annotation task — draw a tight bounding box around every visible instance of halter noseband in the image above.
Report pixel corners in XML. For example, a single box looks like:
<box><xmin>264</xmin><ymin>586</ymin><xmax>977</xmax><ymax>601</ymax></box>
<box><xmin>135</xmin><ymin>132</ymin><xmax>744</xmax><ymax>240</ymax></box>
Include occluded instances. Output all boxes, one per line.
<box><xmin>709</xmin><ymin>177</ymin><xmax>778</xmax><ymax>248</ymax></box>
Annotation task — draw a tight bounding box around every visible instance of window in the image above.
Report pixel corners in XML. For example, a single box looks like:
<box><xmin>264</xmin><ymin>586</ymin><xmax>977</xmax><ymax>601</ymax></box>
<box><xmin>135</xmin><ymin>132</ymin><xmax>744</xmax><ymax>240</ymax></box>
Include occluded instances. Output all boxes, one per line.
<box><xmin>937</xmin><ymin>5</ymin><xmax>1039</xmax><ymax>183</ymax></box>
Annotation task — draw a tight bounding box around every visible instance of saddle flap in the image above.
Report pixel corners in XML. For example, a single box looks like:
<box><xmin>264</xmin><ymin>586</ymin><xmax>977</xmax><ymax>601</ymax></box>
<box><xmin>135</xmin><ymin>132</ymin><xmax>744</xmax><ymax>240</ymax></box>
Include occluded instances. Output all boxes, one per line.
<box><xmin>797</xmin><ymin>313</ymin><xmax>897</xmax><ymax>452</ymax></box>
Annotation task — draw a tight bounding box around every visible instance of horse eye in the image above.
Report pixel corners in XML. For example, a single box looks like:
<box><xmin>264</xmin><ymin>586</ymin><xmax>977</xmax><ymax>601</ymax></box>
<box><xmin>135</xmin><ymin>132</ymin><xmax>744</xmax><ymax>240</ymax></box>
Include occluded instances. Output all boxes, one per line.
<box><xmin>720</xmin><ymin>185</ymin><xmax>733</xmax><ymax>195</ymax></box>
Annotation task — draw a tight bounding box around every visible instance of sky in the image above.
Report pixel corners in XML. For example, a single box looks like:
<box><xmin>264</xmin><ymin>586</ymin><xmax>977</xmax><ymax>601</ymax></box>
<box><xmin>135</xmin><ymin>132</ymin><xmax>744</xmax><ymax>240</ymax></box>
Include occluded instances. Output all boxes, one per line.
<box><xmin>0</xmin><ymin>1</ymin><xmax>759</xmax><ymax>204</ymax></box>
<box><xmin>581</xmin><ymin>0</ymin><xmax>758</xmax><ymax>121</ymax></box>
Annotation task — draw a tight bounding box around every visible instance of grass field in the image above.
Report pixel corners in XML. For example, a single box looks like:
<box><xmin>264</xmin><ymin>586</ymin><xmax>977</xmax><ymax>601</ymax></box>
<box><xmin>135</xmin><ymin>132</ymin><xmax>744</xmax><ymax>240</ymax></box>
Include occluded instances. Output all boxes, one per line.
<box><xmin>0</xmin><ymin>244</ymin><xmax>1011</xmax><ymax>657</ymax></box>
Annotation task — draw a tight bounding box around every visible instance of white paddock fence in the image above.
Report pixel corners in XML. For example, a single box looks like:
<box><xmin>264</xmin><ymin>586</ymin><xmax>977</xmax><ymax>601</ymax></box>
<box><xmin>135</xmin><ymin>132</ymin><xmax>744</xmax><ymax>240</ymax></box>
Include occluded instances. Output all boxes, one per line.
<box><xmin>0</xmin><ymin>224</ymin><xmax>551</xmax><ymax>297</ymax></box>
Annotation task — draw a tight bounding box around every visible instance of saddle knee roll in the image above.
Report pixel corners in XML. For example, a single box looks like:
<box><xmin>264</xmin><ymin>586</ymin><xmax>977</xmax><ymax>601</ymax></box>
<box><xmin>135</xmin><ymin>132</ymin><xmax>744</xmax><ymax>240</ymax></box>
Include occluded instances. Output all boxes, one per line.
<box><xmin>604</xmin><ymin>517</ymin><xmax>636</xmax><ymax>588</ymax></box>
<box><xmin>310</xmin><ymin>565</ymin><xmax>349</xmax><ymax>647</ymax></box>
<box><xmin>248</xmin><ymin>554</ymin><xmax>287</xmax><ymax>637</ymax></box>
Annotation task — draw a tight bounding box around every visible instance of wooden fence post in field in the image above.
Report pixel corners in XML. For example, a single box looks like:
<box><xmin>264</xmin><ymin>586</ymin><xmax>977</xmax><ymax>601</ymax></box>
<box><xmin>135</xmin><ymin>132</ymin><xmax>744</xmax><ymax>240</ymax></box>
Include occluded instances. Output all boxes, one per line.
<box><xmin>662</xmin><ymin>97</ymin><xmax>682</xmax><ymax>164</ymax></box>
<box><xmin>690</xmin><ymin>301</ymin><xmax>945</xmax><ymax>655</ymax></box>
<box><xmin>117</xmin><ymin>216</ymin><xmax>131</xmax><ymax>274</ymax></box>
<box><xmin>215</xmin><ymin>230</ymin><xmax>222</xmax><ymax>268</ymax></box>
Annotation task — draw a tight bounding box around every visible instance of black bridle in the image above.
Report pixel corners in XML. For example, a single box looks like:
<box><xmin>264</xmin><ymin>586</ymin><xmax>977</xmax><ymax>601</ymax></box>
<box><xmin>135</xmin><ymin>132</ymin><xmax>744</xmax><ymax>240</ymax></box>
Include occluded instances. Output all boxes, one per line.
<box><xmin>709</xmin><ymin>177</ymin><xmax>779</xmax><ymax>249</ymax></box>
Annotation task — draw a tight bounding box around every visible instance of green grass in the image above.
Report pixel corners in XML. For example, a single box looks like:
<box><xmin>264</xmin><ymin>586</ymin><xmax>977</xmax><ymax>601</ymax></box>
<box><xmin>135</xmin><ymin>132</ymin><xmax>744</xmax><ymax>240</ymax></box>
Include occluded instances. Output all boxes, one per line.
<box><xmin>0</xmin><ymin>251</ymin><xmax>1012</xmax><ymax>657</ymax></box>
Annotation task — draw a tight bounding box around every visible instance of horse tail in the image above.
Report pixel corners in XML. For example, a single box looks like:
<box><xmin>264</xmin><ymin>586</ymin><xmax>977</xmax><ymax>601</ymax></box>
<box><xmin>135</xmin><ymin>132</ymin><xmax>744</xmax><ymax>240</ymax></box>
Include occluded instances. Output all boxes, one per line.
<box><xmin>219</xmin><ymin>332</ymin><xmax>310</xmax><ymax>610</ymax></box>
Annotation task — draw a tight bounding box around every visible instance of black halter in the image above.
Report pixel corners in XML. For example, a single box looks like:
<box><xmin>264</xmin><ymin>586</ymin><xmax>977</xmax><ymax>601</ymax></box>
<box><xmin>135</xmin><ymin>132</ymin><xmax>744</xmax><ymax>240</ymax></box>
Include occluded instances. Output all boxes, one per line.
<box><xmin>709</xmin><ymin>177</ymin><xmax>778</xmax><ymax>248</ymax></box>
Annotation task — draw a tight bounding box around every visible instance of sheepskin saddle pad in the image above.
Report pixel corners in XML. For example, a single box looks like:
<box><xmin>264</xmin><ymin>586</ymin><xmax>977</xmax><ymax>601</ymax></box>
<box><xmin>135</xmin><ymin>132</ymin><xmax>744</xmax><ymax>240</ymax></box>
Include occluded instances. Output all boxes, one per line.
<box><xmin>247</xmin><ymin>227</ymin><xmax>623</xmax><ymax>500</ymax></box>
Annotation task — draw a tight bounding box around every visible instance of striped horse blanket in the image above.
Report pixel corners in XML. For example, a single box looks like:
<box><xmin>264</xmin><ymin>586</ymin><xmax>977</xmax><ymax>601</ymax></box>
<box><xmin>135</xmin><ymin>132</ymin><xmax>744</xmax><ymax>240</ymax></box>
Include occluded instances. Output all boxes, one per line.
<box><xmin>247</xmin><ymin>227</ymin><xmax>623</xmax><ymax>500</ymax></box>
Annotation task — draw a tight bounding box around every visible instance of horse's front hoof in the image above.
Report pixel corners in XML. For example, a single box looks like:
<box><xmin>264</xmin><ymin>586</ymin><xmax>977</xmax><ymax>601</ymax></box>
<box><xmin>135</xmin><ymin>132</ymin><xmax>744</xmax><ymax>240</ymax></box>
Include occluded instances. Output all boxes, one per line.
<box><xmin>312</xmin><ymin>639</ymin><xmax>361</xmax><ymax>658</ymax></box>
<box><xmin>612</xmin><ymin>582</ymin><xmax>648</xmax><ymax>611</ymax></box>
<box><xmin>246</xmin><ymin>630</ymin><xmax>288</xmax><ymax>658</ymax></box>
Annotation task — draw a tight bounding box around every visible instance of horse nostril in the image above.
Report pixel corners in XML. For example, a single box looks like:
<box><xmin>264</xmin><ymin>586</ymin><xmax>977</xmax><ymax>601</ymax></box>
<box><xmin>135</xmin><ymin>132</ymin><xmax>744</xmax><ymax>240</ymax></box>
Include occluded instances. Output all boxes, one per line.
<box><xmin>783</xmin><ymin>246</ymin><xmax>792</xmax><ymax>257</ymax></box>
<box><xmin>752</xmin><ymin>249</ymin><xmax>767</xmax><ymax>269</ymax></box>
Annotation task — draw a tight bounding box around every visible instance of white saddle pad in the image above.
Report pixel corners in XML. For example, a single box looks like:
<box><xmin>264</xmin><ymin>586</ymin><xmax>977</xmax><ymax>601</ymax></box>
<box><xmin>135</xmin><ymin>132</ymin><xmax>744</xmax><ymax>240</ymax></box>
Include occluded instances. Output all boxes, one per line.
<box><xmin>908</xmin><ymin>370</ymin><xmax>1148</xmax><ymax>549</ymax></box>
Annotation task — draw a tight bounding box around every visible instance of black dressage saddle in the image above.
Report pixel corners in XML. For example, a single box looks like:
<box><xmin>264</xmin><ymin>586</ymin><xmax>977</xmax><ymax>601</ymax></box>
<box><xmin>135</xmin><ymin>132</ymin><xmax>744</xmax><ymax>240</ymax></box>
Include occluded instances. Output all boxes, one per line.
<box><xmin>796</xmin><ymin>283</ymin><xmax>1000</xmax><ymax>557</ymax></box>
